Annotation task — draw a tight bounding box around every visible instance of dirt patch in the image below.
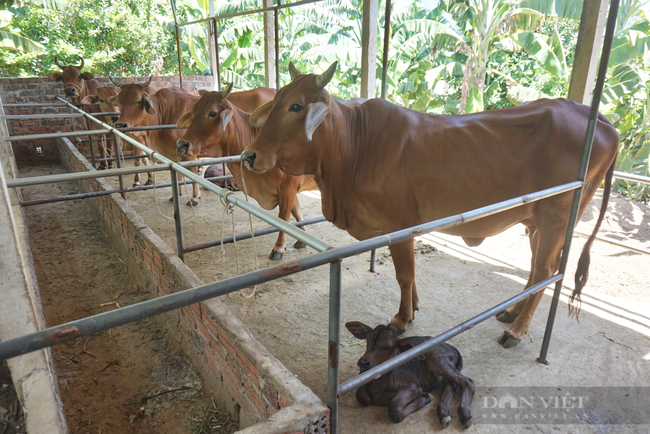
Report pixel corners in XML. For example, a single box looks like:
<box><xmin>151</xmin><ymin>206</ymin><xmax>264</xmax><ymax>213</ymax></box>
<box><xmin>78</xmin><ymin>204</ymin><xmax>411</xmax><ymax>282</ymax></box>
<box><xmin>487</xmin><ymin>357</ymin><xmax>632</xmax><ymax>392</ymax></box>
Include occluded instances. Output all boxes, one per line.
<box><xmin>100</xmin><ymin>162</ymin><xmax>650</xmax><ymax>432</ymax></box>
<box><xmin>0</xmin><ymin>361</ymin><xmax>26</xmax><ymax>434</ymax></box>
<box><xmin>18</xmin><ymin>164</ymin><xmax>237</xmax><ymax>434</ymax></box>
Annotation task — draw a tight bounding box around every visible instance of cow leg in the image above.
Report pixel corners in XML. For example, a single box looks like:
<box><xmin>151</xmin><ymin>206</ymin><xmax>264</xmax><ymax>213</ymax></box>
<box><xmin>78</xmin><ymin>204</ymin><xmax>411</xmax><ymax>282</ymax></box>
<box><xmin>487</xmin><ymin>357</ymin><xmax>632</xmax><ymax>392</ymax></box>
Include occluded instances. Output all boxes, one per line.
<box><xmin>498</xmin><ymin>227</ymin><xmax>563</xmax><ymax>348</ymax></box>
<box><xmin>355</xmin><ymin>385</ymin><xmax>373</xmax><ymax>407</ymax></box>
<box><xmin>387</xmin><ymin>386</ymin><xmax>431</xmax><ymax>423</ymax></box>
<box><xmin>436</xmin><ymin>379</ymin><xmax>455</xmax><ymax>429</ymax></box>
<box><xmin>435</xmin><ymin>366</ymin><xmax>474</xmax><ymax>429</ymax></box>
<box><xmin>497</xmin><ymin>226</ymin><xmax>540</xmax><ymax>323</ymax></box>
<box><xmin>291</xmin><ymin>197</ymin><xmax>308</xmax><ymax>250</ymax></box>
<box><xmin>185</xmin><ymin>165</ymin><xmax>201</xmax><ymax>206</ymax></box>
<box><xmin>97</xmin><ymin>135</ymin><xmax>109</xmax><ymax>170</ymax></box>
<box><xmin>388</xmin><ymin>239</ymin><xmax>416</xmax><ymax>333</ymax></box>
<box><xmin>269</xmin><ymin>187</ymin><xmax>298</xmax><ymax>260</ymax></box>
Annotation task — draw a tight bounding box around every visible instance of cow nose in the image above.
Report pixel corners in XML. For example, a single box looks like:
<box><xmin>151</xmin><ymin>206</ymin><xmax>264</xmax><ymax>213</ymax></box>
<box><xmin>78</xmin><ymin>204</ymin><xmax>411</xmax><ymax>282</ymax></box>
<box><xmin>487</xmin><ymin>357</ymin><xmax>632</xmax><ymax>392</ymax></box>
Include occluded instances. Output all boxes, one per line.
<box><xmin>358</xmin><ymin>358</ymin><xmax>371</xmax><ymax>372</ymax></box>
<box><xmin>241</xmin><ymin>150</ymin><xmax>256</xmax><ymax>169</ymax></box>
<box><xmin>114</xmin><ymin>122</ymin><xmax>127</xmax><ymax>129</ymax></box>
<box><xmin>177</xmin><ymin>139</ymin><xmax>190</xmax><ymax>155</ymax></box>
<box><xmin>111</xmin><ymin>116</ymin><xmax>119</xmax><ymax>122</ymax></box>
<box><xmin>65</xmin><ymin>88</ymin><xmax>76</xmax><ymax>96</ymax></box>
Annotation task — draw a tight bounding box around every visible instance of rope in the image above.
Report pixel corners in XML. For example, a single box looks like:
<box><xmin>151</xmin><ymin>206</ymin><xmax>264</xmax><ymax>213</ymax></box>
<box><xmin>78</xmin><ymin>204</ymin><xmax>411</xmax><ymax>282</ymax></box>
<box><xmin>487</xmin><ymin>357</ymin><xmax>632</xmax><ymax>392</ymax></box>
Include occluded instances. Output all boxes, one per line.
<box><xmin>238</xmin><ymin>163</ymin><xmax>259</xmax><ymax>298</ymax></box>
<box><xmin>150</xmin><ymin>154</ymin><xmax>196</xmax><ymax>222</ymax></box>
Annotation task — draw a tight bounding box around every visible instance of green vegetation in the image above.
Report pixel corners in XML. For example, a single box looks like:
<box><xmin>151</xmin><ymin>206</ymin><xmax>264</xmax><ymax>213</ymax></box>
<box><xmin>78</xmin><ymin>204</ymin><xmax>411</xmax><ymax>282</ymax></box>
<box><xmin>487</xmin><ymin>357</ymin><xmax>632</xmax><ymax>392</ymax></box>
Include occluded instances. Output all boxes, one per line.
<box><xmin>1</xmin><ymin>0</ymin><xmax>649</xmax><ymax>201</ymax></box>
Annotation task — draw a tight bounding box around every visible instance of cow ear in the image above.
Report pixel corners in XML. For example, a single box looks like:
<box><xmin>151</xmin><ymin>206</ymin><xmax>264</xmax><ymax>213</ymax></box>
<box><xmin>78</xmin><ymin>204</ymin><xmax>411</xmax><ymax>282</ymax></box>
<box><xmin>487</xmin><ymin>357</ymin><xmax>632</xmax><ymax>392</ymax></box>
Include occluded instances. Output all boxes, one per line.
<box><xmin>177</xmin><ymin>110</ymin><xmax>194</xmax><ymax>129</ymax></box>
<box><xmin>198</xmin><ymin>89</ymin><xmax>209</xmax><ymax>97</ymax></box>
<box><xmin>221</xmin><ymin>109</ymin><xmax>233</xmax><ymax>133</ymax></box>
<box><xmin>249</xmin><ymin>100</ymin><xmax>273</xmax><ymax>129</ymax></box>
<box><xmin>396</xmin><ymin>340</ymin><xmax>425</xmax><ymax>360</ymax></box>
<box><xmin>48</xmin><ymin>72</ymin><xmax>63</xmax><ymax>82</ymax></box>
<box><xmin>80</xmin><ymin>95</ymin><xmax>98</xmax><ymax>105</ymax></box>
<box><xmin>81</xmin><ymin>72</ymin><xmax>94</xmax><ymax>80</ymax></box>
<box><xmin>305</xmin><ymin>102</ymin><xmax>329</xmax><ymax>142</ymax></box>
<box><xmin>345</xmin><ymin>321</ymin><xmax>373</xmax><ymax>340</ymax></box>
<box><xmin>107</xmin><ymin>95</ymin><xmax>119</xmax><ymax>105</ymax></box>
<box><xmin>143</xmin><ymin>95</ymin><xmax>155</xmax><ymax>114</ymax></box>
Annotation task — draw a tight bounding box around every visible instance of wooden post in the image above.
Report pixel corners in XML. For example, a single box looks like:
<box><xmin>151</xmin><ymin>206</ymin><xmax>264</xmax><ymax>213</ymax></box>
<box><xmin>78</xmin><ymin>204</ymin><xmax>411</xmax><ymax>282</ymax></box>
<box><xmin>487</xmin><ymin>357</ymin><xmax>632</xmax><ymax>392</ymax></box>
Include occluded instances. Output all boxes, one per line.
<box><xmin>567</xmin><ymin>0</ymin><xmax>609</xmax><ymax>105</ymax></box>
<box><xmin>264</xmin><ymin>0</ymin><xmax>276</xmax><ymax>89</ymax></box>
<box><xmin>360</xmin><ymin>0</ymin><xmax>378</xmax><ymax>98</ymax></box>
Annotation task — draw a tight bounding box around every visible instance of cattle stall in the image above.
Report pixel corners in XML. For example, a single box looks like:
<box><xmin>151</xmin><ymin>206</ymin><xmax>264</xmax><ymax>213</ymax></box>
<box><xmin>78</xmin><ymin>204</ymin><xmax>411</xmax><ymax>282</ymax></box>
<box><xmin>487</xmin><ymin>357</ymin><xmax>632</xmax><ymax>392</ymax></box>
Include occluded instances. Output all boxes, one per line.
<box><xmin>3</xmin><ymin>3</ymin><xmax>650</xmax><ymax>433</ymax></box>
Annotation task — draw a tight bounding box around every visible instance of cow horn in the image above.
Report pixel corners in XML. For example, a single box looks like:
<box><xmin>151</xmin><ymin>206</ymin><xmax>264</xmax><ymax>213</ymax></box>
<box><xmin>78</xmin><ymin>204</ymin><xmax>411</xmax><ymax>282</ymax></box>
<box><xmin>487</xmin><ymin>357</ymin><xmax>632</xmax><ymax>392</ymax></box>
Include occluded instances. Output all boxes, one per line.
<box><xmin>109</xmin><ymin>76</ymin><xmax>124</xmax><ymax>87</ymax></box>
<box><xmin>289</xmin><ymin>62</ymin><xmax>301</xmax><ymax>81</ymax></box>
<box><xmin>315</xmin><ymin>61</ymin><xmax>337</xmax><ymax>89</ymax></box>
<box><xmin>54</xmin><ymin>56</ymin><xmax>63</xmax><ymax>69</ymax></box>
<box><xmin>77</xmin><ymin>56</ymin><xmax>85</xmax><ymax>69</ymax></box>
<box><xmin>222</xmin><ymin>82</ymin><xmax>234</xmax><ymax>99</ymax></box>
<box><xmin>142</xmin><ymin>75</ymin><xmax>152</xmax><ymax>88</ymax></box>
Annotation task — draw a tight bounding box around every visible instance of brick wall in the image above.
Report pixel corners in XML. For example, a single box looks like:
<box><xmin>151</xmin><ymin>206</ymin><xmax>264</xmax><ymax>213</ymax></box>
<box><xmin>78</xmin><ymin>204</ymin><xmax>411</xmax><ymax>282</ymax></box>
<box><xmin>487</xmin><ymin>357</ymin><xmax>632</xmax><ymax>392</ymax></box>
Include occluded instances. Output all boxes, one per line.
<box><xmin>56</xmin><ymin>138</ymin><xmax>328</xmax><ymax>433</ymax></box>
<box><xmin>0</xmin><ymin>76</ymin><xmax>213</xmax><ymax>167</ymax></box>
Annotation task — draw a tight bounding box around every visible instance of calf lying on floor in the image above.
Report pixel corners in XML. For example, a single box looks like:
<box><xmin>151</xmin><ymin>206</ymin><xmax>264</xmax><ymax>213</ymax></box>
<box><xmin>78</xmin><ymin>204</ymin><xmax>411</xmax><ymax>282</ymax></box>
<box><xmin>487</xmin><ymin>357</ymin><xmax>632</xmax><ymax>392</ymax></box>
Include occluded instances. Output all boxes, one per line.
<box><xmin>346</xmin><ymin>321</ymin><xmax>474</xmax><ymax>429</ymax></box>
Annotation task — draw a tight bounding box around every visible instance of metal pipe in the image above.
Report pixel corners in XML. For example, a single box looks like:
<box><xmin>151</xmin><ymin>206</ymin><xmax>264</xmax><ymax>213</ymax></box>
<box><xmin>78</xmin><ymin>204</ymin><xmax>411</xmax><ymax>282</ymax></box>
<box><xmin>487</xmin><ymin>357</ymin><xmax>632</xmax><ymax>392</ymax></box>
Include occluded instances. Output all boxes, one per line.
<box><xmin>171</xmin><ymin>170</ymin><xmax>185</xmax><ymax>261</ymax></box>
<box><xmin>58</xmin><ymin>98</ymin><xmax>332</xmax><ymax>253</ymax></box>
<box><xmin>113</xmin><ymin>133</ymin><xmax>126</xmax><ymax>199</ymax></box>
<box><xmin>537</xmin><ymin>0</ymin><xmax>620</xmax><ymax>365</ymax></box>
<box><xmin>327</xmin><ymin>260</ymin><xmax>342</xmax><ymax>434</ymax></box>
<box><xmin>380</xmin><ymin>0</ymin><xmax>392</xmax><ymax>100</ymax></box>
<box><xmin>172</xmin><ymin>0</ymin><xmax>325</xmax><ymax>27</ymax></box>
<box><xmin>338</xmin><ymin>274</ymin><xmax>563</xmax><ymax>397</ymax></box>
<box><xmin>2</xmin><ymin>103</ymin><xmax>68</xmax><ymax>107</ymax></box>
<box><xmin>212</xmin><ymin>18</ymin><xmax>222</xmax><ymax>92</ymax></box>
<box><xmin>7</xmin><ymin>124</ymin><xmax>182</xmax><ymax>142</ymax></box>
<box><xmin>18</xmin><ymin>176</ymin><xmax>232</xmax><ymax>207</ymax></box>
<box><xmin>274</xmin><ymin>0</ymin><xmax>281</xmax><ymax>91</ymax></box>
<box><xmin>171</xmin><ymin>0</ymin><xmax>184</xmax><ymax>88</ymax></box>
<box><xmin>6</xmin><ymin>156</ymin><xmax>241</xmax><ymax>188</ymax></box>
<box><xmin>0</xmin><ymin>177</ymin><xmax>581</xmax><ymax>361</ymax></box>
<box><xmin>95</xmin><ymin>154</ymin><xmax>148</xmax><ymax>163</ymax></box>
<box><xmin>183</xmin><ymin>216</ymin><xmax>327</xmax><ymax>253</ymax></box>
<box><xmin>1</xmin><ymin>112</ymin><xmax>120</xmax><ymax>119</ymax></box>
<box><xmin>84</xmin><ymin>116</ymin><xmax>97</xmax><ymax>169</ymax></box>
<box><xmin>614</xmin><ymin>171</ymin><xmax>650</xmax><ymax>185</ymax></box>
<box><xmin>68</xmin><ymin>105</ymin><xmax>76</xmax><ymax>132</ymax></box>
<box><xmin>369</xmin><ymin>248</ymin><xmax>376</xmax><ymax>272</ymax></box>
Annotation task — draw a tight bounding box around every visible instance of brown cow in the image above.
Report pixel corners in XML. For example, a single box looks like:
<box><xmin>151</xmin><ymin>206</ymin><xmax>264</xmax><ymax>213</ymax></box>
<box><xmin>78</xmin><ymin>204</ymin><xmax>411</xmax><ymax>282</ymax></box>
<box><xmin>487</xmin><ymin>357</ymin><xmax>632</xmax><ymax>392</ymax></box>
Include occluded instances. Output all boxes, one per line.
<box><xmin>108</xmin><ymin>78</ymin><xmax>200</xmax><ymax>200</ymax></box>
<box><xmin>80</xmin><ymin>86</ymin><xmax>151</xmax><ymax>186</ymax></box>
<box><xmin>241</xmin><ymin>62</ymin><xmax>619</xmax><ymax>347</ymax></box>
<box><xmin>175</xmin><ymin>84</ymin><xmax>318</xmax><ymax>260</ymax></box>
<box><xmin>346</xmin><ymin>321</ymin><xmax>474</xmax><ymax>428</ymax></box>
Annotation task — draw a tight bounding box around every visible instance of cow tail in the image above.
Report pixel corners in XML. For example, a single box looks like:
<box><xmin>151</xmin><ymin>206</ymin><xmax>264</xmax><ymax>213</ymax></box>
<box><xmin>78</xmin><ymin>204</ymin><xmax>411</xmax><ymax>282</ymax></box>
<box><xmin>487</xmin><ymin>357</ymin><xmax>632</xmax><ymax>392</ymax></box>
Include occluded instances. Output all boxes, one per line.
<box><xmin>570</xmin><ymin>159</ymin><xmax>615</xmax><ymax>320</ymax></box>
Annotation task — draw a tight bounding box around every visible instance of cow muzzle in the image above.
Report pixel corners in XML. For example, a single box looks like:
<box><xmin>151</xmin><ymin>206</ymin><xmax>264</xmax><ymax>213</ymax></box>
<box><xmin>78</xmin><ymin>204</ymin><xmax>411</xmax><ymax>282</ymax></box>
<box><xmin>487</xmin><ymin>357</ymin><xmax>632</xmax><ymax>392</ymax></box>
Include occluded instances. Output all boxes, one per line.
<box><xmin>114</xmin><ymin>122</ymin><xmax>127</xmax><ymax>129</ymax></box>
<box><xmin>357</xmin><ymin>357</ymin><xmax>372</xmax><ymax>373</ymax></box>
<box><xmin>240</xmin><ymin>151</ymin><xmax>256</xmax><ymax>170</ymax></box>
<box><xmin>176</xmin><ymin>139</ymin><xmax>191</xmax><ymax>155</ymax></box>
<box><xmin>64</xmin><ymin>88</ymin><xmax>76</xmax><ymax>96</ymax></box>
<box><xmin>111</xmin><ymin>116</ymin><xmax>119</xmax><ymax>123</ymax></box>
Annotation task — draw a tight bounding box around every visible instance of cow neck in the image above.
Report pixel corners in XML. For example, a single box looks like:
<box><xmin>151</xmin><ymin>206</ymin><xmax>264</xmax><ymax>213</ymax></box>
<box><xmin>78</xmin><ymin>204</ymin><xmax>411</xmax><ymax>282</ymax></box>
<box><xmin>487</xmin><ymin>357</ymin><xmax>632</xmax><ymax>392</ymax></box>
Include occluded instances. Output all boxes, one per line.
<box><xmin>317</xmin><ymin>99</ymin><xmax>363</xmax><ymax>231</ymax></box>
<box><xmin>225</xmin><ymin>108</ymin><xmax>259</xmax><ymax>190</ymax></box>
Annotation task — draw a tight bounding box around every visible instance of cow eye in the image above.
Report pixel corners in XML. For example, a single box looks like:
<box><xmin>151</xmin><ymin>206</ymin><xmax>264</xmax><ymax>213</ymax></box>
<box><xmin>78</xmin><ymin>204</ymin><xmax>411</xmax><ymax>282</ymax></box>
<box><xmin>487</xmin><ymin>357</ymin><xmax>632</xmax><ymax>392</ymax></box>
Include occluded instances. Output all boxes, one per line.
<box><xmin>99</xmin><ymin>99</ymin><xmax>104</xmax><ymax>103</ymax></box>
<box><xmin>208</xmin><ymin>111</ymin><xmax>217</xmax><ymax>118</ymax></box>
<box><xmin>381</xmin><ymin>347</ymin><xmax>391</xmax><ymax>352</ymax></box>
<box><xmin>136</xmin><ymin>101</ymin><xmax>142</xmax><ymax>104</ymax></box>
<box><xmin>289</xmin><ymin>103</ymin><xmax>303</xmax><ymax>112</ymax></box>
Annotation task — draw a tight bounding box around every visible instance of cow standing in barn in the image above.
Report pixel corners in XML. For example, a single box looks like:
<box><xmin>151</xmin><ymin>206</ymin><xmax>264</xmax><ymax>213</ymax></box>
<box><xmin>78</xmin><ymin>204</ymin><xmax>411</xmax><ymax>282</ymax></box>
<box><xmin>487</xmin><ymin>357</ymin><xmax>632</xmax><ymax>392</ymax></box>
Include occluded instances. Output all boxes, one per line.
<box><xmin>48</xmin><ymin>56</ymin><xmax>113</xmax><ymax>168</ymax></box>
<box><xmin>175</xmin><ymin>84</ymin><xmax>318</xmax><ymax>259</ymax></box>
<box><xmin>241</xmin><ymin>62</ymin><xmax>619</xmax><ymax>348</ymax></box>
<box><xmin>108</xmin><ymin>77</ymin><xmax>200</xmax><ymax>199</ymax></box>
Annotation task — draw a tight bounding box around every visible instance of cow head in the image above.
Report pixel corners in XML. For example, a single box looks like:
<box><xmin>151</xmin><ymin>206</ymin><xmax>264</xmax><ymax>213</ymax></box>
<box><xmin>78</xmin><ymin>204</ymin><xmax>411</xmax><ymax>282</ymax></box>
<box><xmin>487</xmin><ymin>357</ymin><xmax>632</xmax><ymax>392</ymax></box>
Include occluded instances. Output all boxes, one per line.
<box><xmin>175</xmin><ymin>83</ymin><xmax>236</xmax><ymax>157</ymax></box>
<box><xmin>241</xmin><ymin>61</ymin><xmax>338</xmax><ymax>175</ymax></box>
<box><xmin>346</xmin><ymin>322</ymin><xmax>422</xmax><ymax>376</ymax></box>
<box><xmin>80</xmin><ymin>87</ymin><xmax>120</xmax><ymax>123</ymax></box>
<box><xmin>49</xmin><ymin>56</ymin><xmax>94</xmax><ymax>101</ymax></box>
<box><xmin>108</xmin><ymin>76</ymin><xmax>154</xmax><ymax>134</ymax></box>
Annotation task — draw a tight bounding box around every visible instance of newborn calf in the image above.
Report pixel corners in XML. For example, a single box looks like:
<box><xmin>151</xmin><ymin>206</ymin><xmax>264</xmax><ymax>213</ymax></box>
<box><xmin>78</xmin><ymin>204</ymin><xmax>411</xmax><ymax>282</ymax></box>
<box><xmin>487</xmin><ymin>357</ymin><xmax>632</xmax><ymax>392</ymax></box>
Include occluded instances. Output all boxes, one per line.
<box><xmin>204</xmin><ymin>164</ymin><xmax>239</xmax><ymax>190</ymax></box>
<box><xmin>346</xmin><ymin>321</ymin><xmax>474</xmax><ymax>429</ymax></box>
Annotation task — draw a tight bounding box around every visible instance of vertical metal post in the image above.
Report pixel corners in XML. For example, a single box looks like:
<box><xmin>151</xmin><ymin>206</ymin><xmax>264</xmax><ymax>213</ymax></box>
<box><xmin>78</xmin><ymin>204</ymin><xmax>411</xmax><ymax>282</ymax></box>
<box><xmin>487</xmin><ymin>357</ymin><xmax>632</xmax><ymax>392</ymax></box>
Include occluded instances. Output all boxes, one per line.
<box><xmin>538</xmin><ymin>0</ymin><xmax>619</xmax><ymax>364</ymax></box>
<box><xmin>380</xmin><ymin>0</ymin><xmax>392</xmax><ymax>100</ymax></box>
<box><xmin>171</xmin><ymin>169</ymin><xmax>185</xmax><ymax>261</ymax></box>
<box><xmin>274</xmin><ymin>1</ymin><xmax>281</xmax><ymax>90</ymax></box>
<box><xmin>112</xmin><ymin>133</ymin><xmax>126</xmax><ymax>199</ymax></box>
<box><xmin>212</xmin><ymin>18</ymin><xmax>222</xmax><ymax>92</ymax></box>
<box><xmin>170</xmin><ymin>0</ymin><xmax>184</xmax><ymax>89</ymax></box>
<box><xmin>68</xmin><ymin>105</ymin><xmax>76</xmax><ymax>132</ymax></box>
<box><xmin>84</xmin><ymin>117</ymin><xmax>96</xmax><ymax>168</ymax></box>
<box><xmin>369</xmin><ymin>249</ymin><xmax>376</xmax><ymax>272</ymax></box>
<box><xmin>327</xmin><ymin>259</ymin><xmax>342</xmax><ymax>434</ymax></box>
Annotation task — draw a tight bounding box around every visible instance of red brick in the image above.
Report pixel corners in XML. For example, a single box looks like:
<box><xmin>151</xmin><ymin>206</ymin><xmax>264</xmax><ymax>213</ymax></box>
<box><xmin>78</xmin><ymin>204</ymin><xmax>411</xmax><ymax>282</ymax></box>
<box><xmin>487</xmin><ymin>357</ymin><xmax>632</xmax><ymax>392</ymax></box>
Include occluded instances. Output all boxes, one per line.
<box><xmin>204</xmin><ymin>349</ymin><xmax>223</xmax><ymax>375</ymax></box>
<box><xmin>203</xmin><ymin>314</ymin><xmax>219</xmax><ymax>336</ymax></box>
<box><xmin>190</xmin><ymin>302</ymin><xmax>201</xmax><ymax>319</ymax></box>
<box><xmin>236</xmin><ymin>349</ymin><xmax>259</xmax><ymax>388</ymax></box>
<box><xmin>195</xmin><ymin>319</ymin><xmax>211</xmax><ymax>344</ymax></box>
<box><xmin>223</xmin><ymin>372</ymin><xmax>241</xmax><ymax>403</ymax></box>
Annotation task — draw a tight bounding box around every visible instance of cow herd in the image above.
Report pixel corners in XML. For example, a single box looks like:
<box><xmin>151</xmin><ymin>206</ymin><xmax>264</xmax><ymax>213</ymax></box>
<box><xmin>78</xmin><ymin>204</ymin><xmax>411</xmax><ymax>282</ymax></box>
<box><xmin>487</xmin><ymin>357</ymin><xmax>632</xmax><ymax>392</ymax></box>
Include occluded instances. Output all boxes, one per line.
<box><xmin>49</xmin><ymin>56</ymin><xmax>620</xmax><ymax>429</ymax></box>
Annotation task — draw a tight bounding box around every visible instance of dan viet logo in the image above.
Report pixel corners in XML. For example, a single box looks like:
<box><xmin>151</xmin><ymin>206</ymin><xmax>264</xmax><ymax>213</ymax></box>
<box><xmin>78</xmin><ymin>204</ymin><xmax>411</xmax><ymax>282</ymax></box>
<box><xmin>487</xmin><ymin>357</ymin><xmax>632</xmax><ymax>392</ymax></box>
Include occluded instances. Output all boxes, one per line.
<box><xmin>482</xmin><ymin>393</ymin><xmax>589</xmax><ymax>410</ymax></box>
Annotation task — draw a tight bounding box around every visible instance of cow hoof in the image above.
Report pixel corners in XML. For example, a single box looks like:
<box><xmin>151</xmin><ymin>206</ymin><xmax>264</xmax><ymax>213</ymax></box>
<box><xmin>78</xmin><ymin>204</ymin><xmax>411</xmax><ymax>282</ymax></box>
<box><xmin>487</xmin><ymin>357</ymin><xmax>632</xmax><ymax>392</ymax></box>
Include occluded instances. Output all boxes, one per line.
<box><xmin>145</xmin><ymin>180</ymin><xmax>153</xmax><ymax>186</ymax></box>
<box><xmin>186</xmin><ymin>199</ymin><xmax>199</xmax><ymax>206</ymax></box>
<box><xmin>388</xmin><ymin>323</ymin><xmax>406</xmax><ymax>335</ymax></box>
<box><xmin>439</xmin><ymin>416</ymin><xmax>451</xmax><ymax>429</ymax></box>
<box><xmin>497</xmin><ymin>331</ymin><xmax>521</xmax><ymax>348</ymax></box>
<box><xmin>132</xmin><ymin>182</ymin><xmax>141</xmax><ymax>188</ymax></box>
<box><xmin>269</xmin><ymin>251</ymin><xmax>283</xmax><ymax>261</ymax></box>
<box><xmin>97</xmin><ymin>166</ymin><xmax>107</xmax><ymax>171</ymax></box>
<box><xmin>293</xmin><ymin>240</ymin><xmax>307</xmax><ymax>249</ymax></box>
<box><xmin>496</xmin><ymin>311</ymin><xmax>517</xmax><ymax>323</ymax></box>
<box><xmin>463</xmin><ymin>418</ymin><xmax>473</xmax><ymax>429</ymax></box>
